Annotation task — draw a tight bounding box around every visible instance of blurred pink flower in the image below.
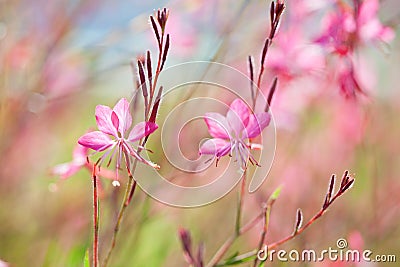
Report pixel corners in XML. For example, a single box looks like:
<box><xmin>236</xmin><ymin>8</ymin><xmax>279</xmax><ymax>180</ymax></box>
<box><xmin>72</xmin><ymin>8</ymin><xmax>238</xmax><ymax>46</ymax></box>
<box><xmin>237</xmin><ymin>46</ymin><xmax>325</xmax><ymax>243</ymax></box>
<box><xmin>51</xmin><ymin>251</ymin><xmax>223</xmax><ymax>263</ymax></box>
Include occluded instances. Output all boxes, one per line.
<box><xmin>51</xmin><ymin>143</ymin><xmax>116</xmax><ymax>180</ymax></box>
<box><xmin>78</xmin><ymin>98</ymin><xmax>159</xmax><ymax>185</ymax></box>
<box><xmin>356</xmin><ymin>0</ymin><xmax>395</xmax><ymax>43</ymax></box>
<box><xmin>199</xmin><ymin>98</ymin><xmax>270</xmax><ymax>169</ymax></box>
<box><xmin>52</xmin><ymin>144</ymin><xmax>88</xmax><ymax>179</ymax></box>
<box><xmin>315</xmin><ymin>0</ymin><xmax>394</xmax><ymax>55</ymax></box>
<box><xmin>268</xmin><ymin>27</ymin><xmax>325</xmax><ymax>81</ymax></box>
<box><xmin>6</xmin><ymin>38</ymin><xmax>34</xmax><ymax>69</ymax></box>
<box><xmin>348</xmin><ymin>231</ymin><xmax>364</xmax><ymax>251</ymax></box>
<box><xmin>0</xmin><ymin>259</ymin><xmax>8</xmax><ymax>267</ymax></box>
<box><xmin>337</xmin><ymin>62</ymin><xmax>364</xmax><ymax>99</ymax></box>
<box><xmin>165</xmin><ymin>13</ymin><xmax>197</xmax><ymax>57</ymax></box>
<box><xmin>43</xmin><ymin>53</ymin><xmax>87</xmax><ymax>97</ymax></box>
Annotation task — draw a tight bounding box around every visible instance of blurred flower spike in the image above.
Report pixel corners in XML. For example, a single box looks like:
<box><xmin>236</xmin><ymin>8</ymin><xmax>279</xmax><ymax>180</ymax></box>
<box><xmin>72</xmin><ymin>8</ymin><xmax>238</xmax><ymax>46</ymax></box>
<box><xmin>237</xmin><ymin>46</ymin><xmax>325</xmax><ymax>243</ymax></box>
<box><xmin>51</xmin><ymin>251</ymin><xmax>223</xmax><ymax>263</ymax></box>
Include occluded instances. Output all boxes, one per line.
<box><xmin>199</xmin><ymin>99</ymin><xmax>271</xmax><ymax>170</ymax></box>
<box><xmin>316</xmin><ymin>0</ymin><xmax>394</xmax><ymax>56</ymax></box>
<box><xmin>78</xmin><ymin>98</ymin><xmax>159</xmax><ymax>186</ymax></box>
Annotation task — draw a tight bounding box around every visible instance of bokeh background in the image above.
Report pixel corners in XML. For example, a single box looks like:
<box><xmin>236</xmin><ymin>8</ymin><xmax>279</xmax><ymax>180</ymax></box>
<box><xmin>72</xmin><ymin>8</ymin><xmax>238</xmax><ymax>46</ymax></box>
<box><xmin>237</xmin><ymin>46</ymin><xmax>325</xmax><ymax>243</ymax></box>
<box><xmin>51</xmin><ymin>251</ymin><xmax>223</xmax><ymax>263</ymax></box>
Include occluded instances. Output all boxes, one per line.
<box><xmin>1</xmin><ymin>0</ymin><xmax>400</xmax><ymax>266</ymax></box>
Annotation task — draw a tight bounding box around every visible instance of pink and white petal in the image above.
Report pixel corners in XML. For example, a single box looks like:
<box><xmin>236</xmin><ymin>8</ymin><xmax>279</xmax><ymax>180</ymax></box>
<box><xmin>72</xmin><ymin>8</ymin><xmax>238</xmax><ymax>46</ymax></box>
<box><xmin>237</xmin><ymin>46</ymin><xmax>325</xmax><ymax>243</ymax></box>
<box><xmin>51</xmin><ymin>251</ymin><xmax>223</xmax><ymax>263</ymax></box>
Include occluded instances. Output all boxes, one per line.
<box><xmin>78</xmin><ymin>131</ymin><xmax>114</xmax><ymax>151</ymax></box>
<box><xmin>358</xmin><ymin>0</ymin><xmax>378</xmax><ymax>24</ymax></box>
<box><xmin>113</xmin><ymin>98</ymin><xmax>132</xmax><ymax>135</ymax></box>
<box><xmin>243</xmin><ymin>112</ymin><xmax>271</xmax><ymax>139</ymax></box>
<box><xmin>379</xmin><ymin>26</ymin><xmax>395</xmax><ymax>43</ymax></box>
<box><xmin>95</xmin><ymin>105</ymin><xmax>118</xmax><ymax>137</ymax></box>
<box><xmin>199</xmin><ymin>138</ymin><xmax>231</xmax><ymax>157</ymax></box>
<box><xmin>360</xmin><ymin>19</ymin><xmax>383</xmax><ymax>41</ymax></box>
<box><xmin>72</xmin><ymin>143</ymin><xmax>88</xmax><ymax>163</ymax></box>
<box><xmin>0</xmin><ymin>259</ymin><xmax>9</xmax><ymax>267</ymax></box>
<box><xmin>227</xmin><ymin>99</ymin><xmax>250</xmax><ymax>135</ymax></box>
<box><xmin>204</xmin><ymin>112</ymin><xmax>231</xmax><ymax>139</ymax></box>
<box><xmin>52</xmin><ymin>162</ymin><xmax>81</xmax><ymax>179</ymax></box>
<box><xmin>128</xmin><ymin>122</ymin><xmax>158</xmax><ymax>142</ymax></box>
<box><xmin>111</xmin><ymin>111</ymin><xmax>120</xmax><ymax>132</ymax></box>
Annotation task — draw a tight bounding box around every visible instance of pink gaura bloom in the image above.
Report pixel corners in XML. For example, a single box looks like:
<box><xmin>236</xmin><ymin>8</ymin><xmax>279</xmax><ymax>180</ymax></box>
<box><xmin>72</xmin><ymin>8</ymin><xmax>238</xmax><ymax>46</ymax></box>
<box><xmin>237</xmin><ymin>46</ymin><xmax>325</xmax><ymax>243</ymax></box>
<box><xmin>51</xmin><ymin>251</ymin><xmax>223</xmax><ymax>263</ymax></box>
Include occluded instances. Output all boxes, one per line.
<box><xmin>78</xmin><ymin>98</ymin><xmax>159</xmax><ymax>186</ymax></box>
<box><xmin>199</xmin><ymin>99</ymin><xmax>271</xmax><ymax>169</ymax></box>
<box><xmin>315</xmin><ymin>0</ymin><xmax>394</xmax><ymax>55</ymax></box>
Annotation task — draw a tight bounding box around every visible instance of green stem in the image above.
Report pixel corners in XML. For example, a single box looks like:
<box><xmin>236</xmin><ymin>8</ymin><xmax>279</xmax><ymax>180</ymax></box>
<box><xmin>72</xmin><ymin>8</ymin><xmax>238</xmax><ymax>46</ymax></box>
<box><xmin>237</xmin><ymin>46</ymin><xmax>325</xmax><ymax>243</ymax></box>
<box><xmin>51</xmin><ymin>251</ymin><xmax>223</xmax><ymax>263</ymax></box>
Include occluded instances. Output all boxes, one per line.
<box><xmin>235</xmin><ymin>171</ymin><xmax>247</xmax><ymax>236</ymax></box>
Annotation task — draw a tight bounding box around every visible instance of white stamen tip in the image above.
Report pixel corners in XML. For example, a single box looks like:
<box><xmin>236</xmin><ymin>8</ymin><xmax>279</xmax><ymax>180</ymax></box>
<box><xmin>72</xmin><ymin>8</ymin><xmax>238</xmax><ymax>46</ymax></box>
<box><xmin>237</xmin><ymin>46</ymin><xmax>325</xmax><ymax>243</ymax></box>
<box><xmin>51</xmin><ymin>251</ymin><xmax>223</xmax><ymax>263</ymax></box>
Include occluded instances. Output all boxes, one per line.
<box><xmin>150</xmin><ymin>162</ymin><xmax>160</xmax><ymax>170</ymax></box>
<box><xmin>112</xmin><ymin>180</ymin><xmax>121</xmax><ymax>187</ymax></box>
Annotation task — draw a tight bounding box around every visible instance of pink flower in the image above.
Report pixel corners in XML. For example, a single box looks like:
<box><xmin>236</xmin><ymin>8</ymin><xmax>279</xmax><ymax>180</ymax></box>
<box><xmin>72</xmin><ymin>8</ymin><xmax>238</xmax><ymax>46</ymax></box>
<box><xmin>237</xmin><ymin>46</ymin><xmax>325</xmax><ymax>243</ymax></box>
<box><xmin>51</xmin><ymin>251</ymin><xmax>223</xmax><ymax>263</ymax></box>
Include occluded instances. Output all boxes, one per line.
<box><xmin>199</xmin><ymin>99</ymin><xmax>271</xmax><ymax>169</ymax></box>
<box><xmin>78</xmin><ymin>98</ymin><xmax>159</xmax><ymax>185</ymax></box>
<box><xmin>52</xmin><ymin>144</ymin><xmax>89</xmax><ymax>179</ymax></box>
<box><xmin>51</xmin><ymin>143</ymin><xmax>117</xmax><ymax>180</ymax></box>
<box><xmin>267</xmin><ymin>27</ymin><xmax>325</xmax><ymax>81</ymax></box>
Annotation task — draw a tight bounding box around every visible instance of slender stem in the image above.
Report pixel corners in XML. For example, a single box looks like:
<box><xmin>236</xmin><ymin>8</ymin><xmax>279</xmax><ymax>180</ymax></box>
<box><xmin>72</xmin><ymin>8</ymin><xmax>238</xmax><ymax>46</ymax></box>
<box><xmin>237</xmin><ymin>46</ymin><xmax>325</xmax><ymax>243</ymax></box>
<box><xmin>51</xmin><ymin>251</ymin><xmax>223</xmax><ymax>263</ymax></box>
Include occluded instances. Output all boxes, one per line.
<box><xmin>102</xmin><ymin>168</ymin><xmax>136</xmax><ymax>267</ymax></box>
<box><xmin>267</xmin><ymin>209</ymin><xmax>325</xmax><ymax>250</ymax></box>
<box><xmin>235</xmin><ymin>171</ymin><xmax>247</xmax><ymax>235</ymax></box>
<box><xmin>267</xmin><ymin>184</ymin><xmax>350</xmax><ymax>250</ymax></box>
<box><xmin>92</xmin><ymin>166</ymin><xmax>99</xmax><ymax>267</ymax></box>
<box><xmin>253</xmin><ymin>203</ymin><xmax>272</xmax><ymax>267</ymax></box>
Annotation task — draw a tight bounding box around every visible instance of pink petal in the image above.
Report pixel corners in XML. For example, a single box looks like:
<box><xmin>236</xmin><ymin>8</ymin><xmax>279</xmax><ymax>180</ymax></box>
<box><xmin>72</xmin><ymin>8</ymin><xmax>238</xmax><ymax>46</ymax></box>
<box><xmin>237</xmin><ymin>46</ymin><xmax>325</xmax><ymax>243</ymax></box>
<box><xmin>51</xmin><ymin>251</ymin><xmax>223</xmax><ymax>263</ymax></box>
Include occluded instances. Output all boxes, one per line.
<box><xmin>227</xmin><ymin>99</ymin><xmax>250</xmax><ymax>135</ymax></box>
<box><xmin>72</xmin><ymin>144</ymin><xmax>88</xmax><ymax>162</ymax></box>
<box><xmin>52</xmin><ymin>162</ymin><xmax>81</xmax><ymax>179</ymax></box>
<box><xmin>95</xmin><ymin>105</ymin><xmax>118</xmax><ymax>137</ymax></box>
<box><xmin>379</xmin><ymin>27</ymin><xmax>395</xmax><ymax>43</ymax></box>
<box><xmin>78</xmin><ymin>131</ymin><xmax>114</xmax><ymax>151</ymax></box>
<box><xmin>243</xmin><ymin>112</ymin><xmax>271</xmax><ymax>139</ymax></box>
<box><xmin>111</xmin><ymin>111</ymin><xmax>119</xmax><ymax>132</ymax></box>
<box><xmin>128</xmin><ymin>122</ymin><xmax>158</xmax><ymax>142</ymax></box>
<box><xmin>113</xmin><ymin>98</ymin><xmax>132</xmax><ymax>135</ymax></box>
<box><xmin>204</xmin><ymin>112</ymin><xmax>230</xmax><ymax>139</ymax></box>
<box><xmin>358</xmin><ymin>0</ymin><xmax>378</xmax><ymax>24</ymax></box>
<box><xmin>199</xmin><ymin>138</ymin><xmax>231</xmax><ymax>157</ymax></box>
